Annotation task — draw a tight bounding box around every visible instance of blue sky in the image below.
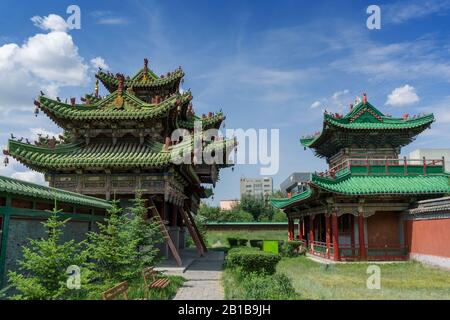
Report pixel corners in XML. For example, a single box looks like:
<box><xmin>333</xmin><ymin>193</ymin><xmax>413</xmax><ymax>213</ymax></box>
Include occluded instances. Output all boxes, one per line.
<box><xmin>0</xmin><ymin>0</ymin><xmax>450</xmax><ymax>204</ymax></box>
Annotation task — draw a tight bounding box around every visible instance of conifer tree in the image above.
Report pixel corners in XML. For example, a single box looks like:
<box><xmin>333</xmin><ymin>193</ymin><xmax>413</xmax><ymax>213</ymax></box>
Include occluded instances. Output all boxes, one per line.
<box><xmin>87</xmin><ymin>199</ymin><xmax>138</xmax><ymax>286</ymax></box>
<box><xmin>127</xmin><ymin>193</ymin><xmax>162</xmax><ymax>275</ymax></box>
<box><xmin>8</xmin><ymin>206</ymin><xmax>89</xmax><ymax>300</ymax></box>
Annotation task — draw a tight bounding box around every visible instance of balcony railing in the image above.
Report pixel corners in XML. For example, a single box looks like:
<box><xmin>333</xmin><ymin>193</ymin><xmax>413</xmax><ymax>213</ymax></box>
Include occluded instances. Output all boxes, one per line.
<box><xmin>337</xmin><ymin>244</ymin><xmax>409</xmax><ymax>261</ymax></box>
<box><xmin>309</xmin><ymin>241</ymin><xmax>333</xmax><ymax>258</ymax></box>
<box><xmin>319</xmin><ymin>157</ymin><xmax>445</xmax><ymax>178</ymax></box>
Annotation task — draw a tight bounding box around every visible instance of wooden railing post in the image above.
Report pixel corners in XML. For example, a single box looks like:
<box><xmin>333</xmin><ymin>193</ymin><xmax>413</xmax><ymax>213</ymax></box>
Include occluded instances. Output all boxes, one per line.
<box><xmin>366</xmin><ymin>156</ymin><xmax>369</xmax><ymax>175</ymax></box>
<box><xmin>403</xmin><ymin>156</ymin><xmax>408</xmax><ymax>175</ymax></box>
<box><xmin>423</xmin><ymin>156</ymin><xmax>427</xmax><ymax>175</ymax></box>
<box><xmin>385</xmin><ymin>156</ymin><xmax>388</xmax><ymax>175</ymax></box>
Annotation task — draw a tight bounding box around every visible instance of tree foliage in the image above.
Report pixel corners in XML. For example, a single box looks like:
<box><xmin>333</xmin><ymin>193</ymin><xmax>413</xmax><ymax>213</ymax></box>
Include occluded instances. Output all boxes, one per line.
<box><xmin>127</xmin><ymin>193</ymin><xmax>163</xmax><ymax>273</ymax></box>
<box><xmin>87</xmin><ymin>200</ymin><xmax>138</xmax><ymax>286</ymax></box>
<box><xmin>8</xmin><ymin>207</ymin><xmax>90</xmax><ymax>300</ymax></box>
<box><xmin>198</xmin><ymin>192</ymin><xmax>286</xmax><ymax>222</ymax></box>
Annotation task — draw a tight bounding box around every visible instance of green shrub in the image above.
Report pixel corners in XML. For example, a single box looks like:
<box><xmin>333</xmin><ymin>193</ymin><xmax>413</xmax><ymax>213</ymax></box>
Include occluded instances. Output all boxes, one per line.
<box><xmin>238</xmin><ymin>239</ymin><xmax>248</xmax><ymax>246</ymax></box>
<box><xmin>240</xmin><ymin>273</ymin><xmax>296</xmax><ymax>300</ymax></box>
<box><xmin>249</xmin><ymin>239</ymin><xmax>263</xmax><ymax>249</ymax></box>
<box><xmin>227</xmin><ymin>237</ymin><xmax>239</xmax><ymax>247</ymax></box>
<box><xmin>282</xmin><ymin>241</ymin><xmax>306</xmax><ymax>257</ymax></box>
<box><xmin>227</xmin><ymin>237</ymin><xmax>249</xmax><ymax>247</ymax></box>
<box><xmin>226</xmin><ymin>247</ymin><xmax>281</xmax><ymax>275</ymax></box>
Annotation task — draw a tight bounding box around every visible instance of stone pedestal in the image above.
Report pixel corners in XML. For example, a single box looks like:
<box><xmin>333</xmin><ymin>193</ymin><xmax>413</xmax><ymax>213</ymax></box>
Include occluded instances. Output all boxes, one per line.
<box><xmin>156</xmin><ymin>241</ymin><xmax>169</xmax><ymax>259</ymax></box>
<box><xmin>168</xmin><ymin>226</ymin><xmax>180</xmax><ymax>259</ymax></box>
<box><xmin>179</xmin><ymin>227</ymin><xmax>187</xmax><ymax>249</ymax></box>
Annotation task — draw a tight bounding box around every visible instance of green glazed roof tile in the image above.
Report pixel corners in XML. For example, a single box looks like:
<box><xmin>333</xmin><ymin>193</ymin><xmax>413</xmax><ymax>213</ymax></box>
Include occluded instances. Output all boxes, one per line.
<box><xmin>96</xmin><ymin>68</ymin><xmax>184</xmax><ymax>93</ymax></box>
<box><xmin>37</xmin><ymin>91</ymin><xmax>192</xmax><ymax>122</ymax></box>
<box><xmin>7</xmin><ymin>137</ymin><xmax>236</xmax><ymax>172</ymax></box>
<box><xmin>270</xmin><ymin>173</ymin><xmax>450</xmax><ymax>209</ymax></box>
<box><xmin>300</xmin><ymin>101</ymin><xmax>434</xmax><ymax>148</ymax></box>
<box><xmin>0</xmin><ymin>175</ymin><xmax>111</xmax><ymax>209</ymax></box>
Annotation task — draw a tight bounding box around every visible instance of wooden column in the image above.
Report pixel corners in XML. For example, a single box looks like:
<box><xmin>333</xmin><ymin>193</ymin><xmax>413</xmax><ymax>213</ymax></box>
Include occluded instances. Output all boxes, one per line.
<box><xmin>325</xmin><ymin>214</ymin><xmax>331</xmax><ymax>259</ymax></box>
<box><xmin>309</xmin><ymin>215</ymin><xmax>315</xmax><ymax>252</ymax></box>
<box><xmin>288</xmin><ymin>218</ymin><xmax>294</xmax><ymax>241</ymax></box>
<box><xmin>331</xmin><ymin>213</ymin><xmax>340</xmax><ymax>261</ymax></box>
<box><xmin>170</xmin><ymin>204</ymin><xmax>178</xmax><ymax>227</ymax></box>
<box><xmin>350</xmin><ymin>215</ymin><xmax>355</xmax><ymax>257</ymax></box>
<box><xmin>298</xmin><ymin>218</ymin><xmax>303</xmax><ymax>240</ymax></box>
<box><xmin>358</xmin><ymin>213</ymin><xmax>367</xmax><ymax>260</ymax></box>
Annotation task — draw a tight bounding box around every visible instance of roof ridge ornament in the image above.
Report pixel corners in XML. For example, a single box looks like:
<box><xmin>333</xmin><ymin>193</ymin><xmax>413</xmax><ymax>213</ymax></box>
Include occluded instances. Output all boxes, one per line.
<box><xmin>95</xmin><ymin>79</ymin><xmax>99</xmax><ymax>98</ymax></box>
<box><xmin>142</xmin><ymin>58</ymin><xmax>149</xmax><ymax>81</ymax></box>
<box><xmin>114</xmin><ymin>73</ymin><xmax>125</xmax><ymax>108</ymax></box>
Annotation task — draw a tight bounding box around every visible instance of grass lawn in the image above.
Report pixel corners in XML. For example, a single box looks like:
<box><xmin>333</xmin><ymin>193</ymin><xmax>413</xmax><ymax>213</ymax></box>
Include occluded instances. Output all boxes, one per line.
<box><xmin>277</xmin><ymin>256</ymin><xmax>450</xmax><ymax>300</ymax></box>
<box><xmin>206</xmin><ymin>230</ymin><xmax>286</xmax><ymax>248</ymax></box>
<box><xmin>126</xmin><ymin>275</ymin><xmax>185</xmax><ymax>300</ymax></box>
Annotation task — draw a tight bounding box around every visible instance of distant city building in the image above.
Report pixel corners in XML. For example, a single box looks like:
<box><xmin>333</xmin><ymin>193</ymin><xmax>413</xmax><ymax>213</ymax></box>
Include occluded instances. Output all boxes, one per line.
<box><xmin>409</xmin><ymin>148</ymin><xmax>450</xmax><ymax>171</ymax></box>
<box><xmin>240</xmin><ymin>177</ymin><xmax>273</xmax><ymax>198</ymax></box>
<box><xmin>219</xmin><ymin>199</ymin><xmax>239</xmax><ymax>211</ymax></box>
<box><xmin>280</xmin><ymin>172</ymin><xmax>312</xmax><ymax>196</ymax></box>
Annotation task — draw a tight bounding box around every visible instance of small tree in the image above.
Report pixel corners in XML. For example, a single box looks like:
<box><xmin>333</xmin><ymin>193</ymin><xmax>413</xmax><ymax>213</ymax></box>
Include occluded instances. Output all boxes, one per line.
<box><xmin>8</xmin><ymin>206</ymin><xmax>89</xmax><ymax>300</ymax></box>
<box><xmin>127</xmin><ymin>193</ymin><xmax>163</xmax><ymax>276</ymax></box>
<box><xmin>87</xmin><ymin>200</ymin><xmax>138</xmax><ymax>287</ymax></box>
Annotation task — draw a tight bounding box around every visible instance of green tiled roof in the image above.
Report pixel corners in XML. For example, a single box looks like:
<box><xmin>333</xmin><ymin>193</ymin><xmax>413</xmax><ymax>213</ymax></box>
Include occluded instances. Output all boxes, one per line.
<box><xmin>7</xmin><ymin>138</ymin><xmax>237</xmax><ymax>172</ymax></box>
<box><xmin>311</xmin><ymin>172</ymin><xmax>450</xmax><ymax>195</ymax></box>
<box><xmin>0</xmin><ymin>175</ymin><xmax>111</xmax><ymax>209</ymax></box>
<box><xmin>177</xmin><ymin>113</ymin><xmax>225</xmax><ymax>129</ymax></box>
<box><xmin>270</xmin><ymin>173</ymin><xmax>450</xmax><ymax>209</ymax></box>
<box><xmin>37</xmin><ymin>91</ymin><xmax>192</xmax><ymax>122</ymax></box>
<box><xmin>300</xmin><ymin>101</ymin><xmax>434</xmax><ymax>148</ymax></box>
<box><xmin>96</xmin><ymin>68</ymin><xmax>184</xmax><ymax>92</ymax></box>
<box><xmin>271</xmin><ymin>189</ymin><xmax>314</xmax><ymax>209</ymax></box>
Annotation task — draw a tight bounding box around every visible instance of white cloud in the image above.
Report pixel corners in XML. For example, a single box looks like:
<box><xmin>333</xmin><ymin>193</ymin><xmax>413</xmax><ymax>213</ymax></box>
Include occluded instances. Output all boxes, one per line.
<box><xmin>31</xmin><ymin>14</ymin><xmax>69</xmax><ymax>32</ymax></box>
<box><xmin>310</xmin><ymin>101</ymin><xmax>322</xmax><ymax>109</ymax></box>
<box><xmin>0</xmin><ymin>14</ymin><xmax>89</xmax><ymax>115</ymax></box>
<box><xmin>384</xmin><ymin>0</ymin><xmax>450</xmax><ymax>24</ymax></box>
<box><xmin>29</xmin><ymin>128</ymin><xmax>61</xmax><ymax>141</ymax></box>
<box><xmin>11</xmin><ymin>171</ymin><xmax>47</xmax><ymax>185</ymax></box>
<box><xmin>90</xmin><ymin>56</ymin><xmax>109</xmax><ymax>70</ymax></box>
<box><xmin>97</xmin><ymin>17</ymin><xmax>129</xmax><ymax>25</ymax></box>
<box><xmin>90</xmin><ymin>11</ymin><xmax>128</xmax><ymax>25</ymax></box>
<box><xmin>332</xmin><ymin>89</ymin><xmax>349</xmax><ymax>101</ymax></box>
<box><xmin>386</xmin><ymin>85</ymin><xmax>420</xmax><ymax>107</ymax></box>
<box><xmin>0</xmin><ymin>13</ymin><xmax>93</xmax><ymax>182</ymax></box>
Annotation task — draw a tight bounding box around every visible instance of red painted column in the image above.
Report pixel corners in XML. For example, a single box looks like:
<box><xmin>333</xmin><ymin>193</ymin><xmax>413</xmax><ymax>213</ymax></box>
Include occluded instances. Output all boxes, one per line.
<box><xmin>358</xmin><ymin>213</ymin><xmax>367</xmax><ymax>260</ymax></box>
<box><xmin>309</xmin><ymin>216</ymin><xmax>315</xmax><ymax>252</ymax></box>
<box><xmin>331</xmin><ymin>213</ymin><xmax>340</xmax><ymax>261</ymax></box>
<box><xmin>298</xmin><ymin>218</ymin><xmax>303</xmax><ymax>240</ymax></box>
<box><xmin>325</xmin><ymin>214</ymin><xmax>331</xmax><ymax>259</ymax></box>
<box><xmin>350</xmin><ymin>215</ymin><xmax>355</xmax><ymax>257</ymax></box>
<box><xmin>288</xmin><ymin>218</ymin><xmax>294</xmax><ymax>241</ymax></box>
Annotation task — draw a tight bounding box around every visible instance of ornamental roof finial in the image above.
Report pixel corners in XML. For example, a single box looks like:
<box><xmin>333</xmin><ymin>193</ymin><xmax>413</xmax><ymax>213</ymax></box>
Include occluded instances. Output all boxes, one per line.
<box><xmin>142</xmin><ymin>58</ymin><xmax>149</xmax><ymax>81</ymax></box>
<box><xmin>116</xmin><ymin>73</ymin><xmax>125</xmax><ymax>95</ymax></box>
<box><xmin>95</xmin><ymin>79</ymin><xmax>99</xmax><ymax>98</ymax></box>
<box><xmin>362</xmin><ymin>92</ymin><xmax>367</xmax><ymax>104</ymax></box>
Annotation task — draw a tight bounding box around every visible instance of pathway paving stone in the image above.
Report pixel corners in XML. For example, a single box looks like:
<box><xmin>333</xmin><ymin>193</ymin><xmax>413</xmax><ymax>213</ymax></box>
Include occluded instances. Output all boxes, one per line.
<box><xmin>173</xmin><ymin>250</ymin><xmax>225</xmax><ymax>300</ymax></box>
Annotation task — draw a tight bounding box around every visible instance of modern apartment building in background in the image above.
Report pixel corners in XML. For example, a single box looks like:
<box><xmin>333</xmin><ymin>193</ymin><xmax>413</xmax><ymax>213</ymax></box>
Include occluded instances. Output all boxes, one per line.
<box><xmin>280</xmin><ymin>172</ymin><xmax>312</xmax><ymax>196</ymax></box>
<box><xmin>240</xmin><ymin>177</ymin><xmax>273</xmax><ymax>198</ymax></box>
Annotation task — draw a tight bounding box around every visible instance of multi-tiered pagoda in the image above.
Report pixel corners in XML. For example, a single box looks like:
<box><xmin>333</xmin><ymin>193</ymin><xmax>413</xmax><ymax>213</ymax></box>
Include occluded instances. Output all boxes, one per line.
<box><xmin>5</xmin><ymin>59</ymin><xmax>236</xmax><ymax>264</ymax></box>
<box><xmin>271</xmin><ymin>94</ymin><xmax>450</xmax><ymax>261</ymax></box>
